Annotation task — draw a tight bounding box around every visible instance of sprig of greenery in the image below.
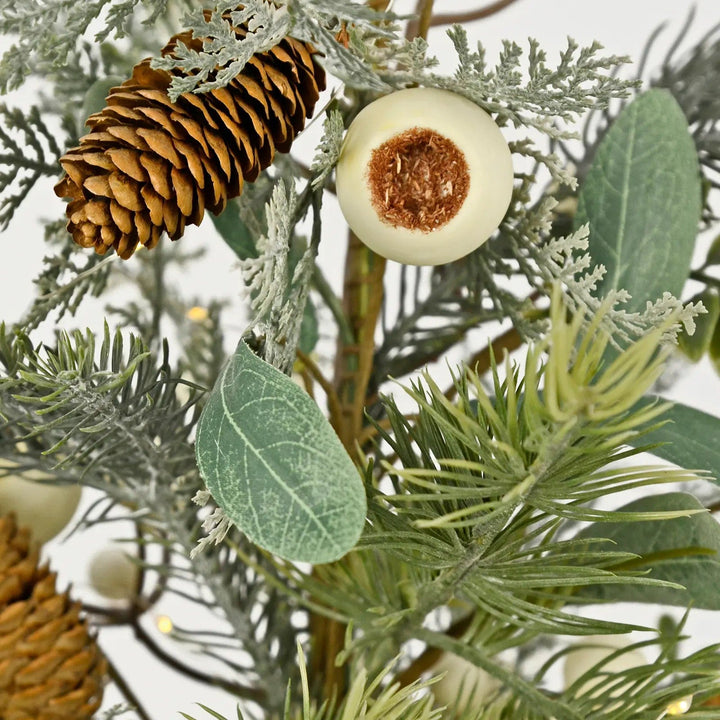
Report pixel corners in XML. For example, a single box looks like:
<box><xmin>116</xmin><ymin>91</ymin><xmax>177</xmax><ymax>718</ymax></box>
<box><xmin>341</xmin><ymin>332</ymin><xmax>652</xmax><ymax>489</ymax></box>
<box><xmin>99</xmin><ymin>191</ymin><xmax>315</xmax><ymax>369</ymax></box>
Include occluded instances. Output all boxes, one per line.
<box><xmin>151</xmin><ymin>0</ymin><xmax>398</xmax><ymax>100</ymax></box>
<box><xmin>181</xmin><ymin>649</ymin><xmax>441</xmax><ymax>720</ymax></box>
<box><xmin>410</xmin><ymin>29</ymin><xmax>635</xmax><ymax>136</ymax></box>
<box><xmin>0</xmin><ymin>104</ymin><xmax>62</xmax><ymax>229</ymax></box>
<box><xmin>0</xmin><ymin>0</ymin><xmax>172</xmax><ymax>92</ymax></box>
<box><xmin>310</xmin><ymin>109</ymin><xmax>344</xmax><ymax>189</ymax></box>
<box><xmin>0</xmin><ymin>325</ymin><xmax>299</xmax><ymax>715</ymax></box>
<box><xmin>21</xmin><ymin>226</ymin><xmax>115</xmax><ymax>332</ymax></box>
<box><xmin>280</xmin><ymin>288</ymin><xmax>710</xmax><ymax>718</ymax></box>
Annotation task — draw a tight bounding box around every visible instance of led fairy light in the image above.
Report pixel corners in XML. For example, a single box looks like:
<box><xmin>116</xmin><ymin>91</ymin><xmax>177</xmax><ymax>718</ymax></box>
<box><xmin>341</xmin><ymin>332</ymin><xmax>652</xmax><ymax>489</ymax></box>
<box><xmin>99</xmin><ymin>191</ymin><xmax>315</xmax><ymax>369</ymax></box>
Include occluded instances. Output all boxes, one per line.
<box><xmin>335</xmin><ymin>87</ymin><xmax>514</xmax><ymax>265</ymax></box>
<box><xmin>659</xmin><ymin>695</ymin><xmax>693</xmax><ymax>718</ymax></box>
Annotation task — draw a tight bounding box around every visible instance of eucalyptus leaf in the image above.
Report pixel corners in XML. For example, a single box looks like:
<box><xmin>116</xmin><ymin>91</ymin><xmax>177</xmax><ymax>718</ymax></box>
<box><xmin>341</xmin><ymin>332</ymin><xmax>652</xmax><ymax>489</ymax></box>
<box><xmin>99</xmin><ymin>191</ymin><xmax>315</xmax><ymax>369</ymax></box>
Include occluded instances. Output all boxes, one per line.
<box><xmin>677</xmin><ymin>289</ymin><xmax>720</xmax><ymax>361</ymax></box>
<box><xmin>210</xmin><ymin>199</ymin><xmax>257</xmax><ymax>261</ymax></box>
<box><xmin>575</xmin><ymin>89</ymin><xmax>702</xmax><ymax>311</ymax></box>
<box><xmin>705</xmin><ymin>233</ymin><xmax>720</xmax><ymax>267</ymax></box>
<box><xmin>633</xmin><ymin>399</ymin><xmax>720</xmax><ymax>486</ymax></box>
<box><xmin>298</xmin><ymin>296</ymin><xmax>319</xmax><ymax>356</ymax></box>
<box><xmin>576</xmin><ymin>493</ymin><xmax>720</xmax><ymax>609</ymax></box>
<box><xmin>195</xmin><ymin>341</ymin><xmax>366</xmax><ymax>563</ymax></box>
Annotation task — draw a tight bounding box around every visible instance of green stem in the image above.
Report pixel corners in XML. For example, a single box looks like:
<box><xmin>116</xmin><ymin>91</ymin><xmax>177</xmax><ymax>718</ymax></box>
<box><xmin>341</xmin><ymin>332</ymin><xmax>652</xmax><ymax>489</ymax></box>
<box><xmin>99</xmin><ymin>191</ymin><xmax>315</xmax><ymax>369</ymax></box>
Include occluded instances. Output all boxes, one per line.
<box><xmin>690</xmin><ymin>268</ymin><xmax>720</xmax><ymax>289</ymax></box>
<box><xmin>312</xmin><ymin>265</ymin><xmax>355</xmax><ymax>346</ymax></box>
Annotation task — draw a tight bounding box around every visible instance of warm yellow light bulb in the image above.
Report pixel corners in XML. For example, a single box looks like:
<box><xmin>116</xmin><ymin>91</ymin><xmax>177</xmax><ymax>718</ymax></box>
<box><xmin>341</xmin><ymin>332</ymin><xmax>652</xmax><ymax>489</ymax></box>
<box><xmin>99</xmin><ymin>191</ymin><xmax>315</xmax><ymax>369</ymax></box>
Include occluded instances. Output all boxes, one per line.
<box><xmin>156</xmin><ymin>615</ymin><xmax>174</xmax><ymax>634</ymax></box>
<box><xmin>186</xmin><ymin>306</ymin><xmax>209</xmax><ymax>322</ymax></box>
<box><xmin>665</xmin><ymin>695</ymin><xmax>693</xmax><ymax>716</ymax></box>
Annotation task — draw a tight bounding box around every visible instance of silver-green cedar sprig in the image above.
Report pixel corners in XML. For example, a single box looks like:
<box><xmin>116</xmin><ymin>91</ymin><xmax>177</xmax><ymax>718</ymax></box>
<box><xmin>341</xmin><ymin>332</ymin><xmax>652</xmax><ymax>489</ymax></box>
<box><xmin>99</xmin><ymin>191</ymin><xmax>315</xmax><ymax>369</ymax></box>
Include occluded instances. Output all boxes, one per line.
<box><xmin>20</xmin><ymin>225</ymin><xmax>115</xmax><ymax>332</ymax></box>
<box><xmin>153</xmin><ymin>0</ymin><xmax>293</xmax><ymax>101</ymax></box>
<box><xmin>392</xmin><ymin>28</ymin><xmax>636</xmax><ymax>138</ymax></box>
<box><xmin>0</xmin><ymin>0</ymin><xmax>173</xmax><ymax>92</ymax></box>
<box><xmin>0</xmin><ymin>103</ymin><xmax>62</xmax><ymax>228</ymax></box>
<box><xmin>150</xmin><ymin>0</ymin><xmax>398</xmax><ymax>100</ymax></box>
<box><xmin>507</xmin><ymin>196</ymin><xmax>704</xmax><ymax>345</ymax></box>
<box><xmin>309</xmin><ymin>108</ymin><xmax>344</xmax><ymax>190</ymax></box>
<box><xmin>238</xmin><ymin>178</ymin><xmax>322</xmax><ymax>372</ymax></box>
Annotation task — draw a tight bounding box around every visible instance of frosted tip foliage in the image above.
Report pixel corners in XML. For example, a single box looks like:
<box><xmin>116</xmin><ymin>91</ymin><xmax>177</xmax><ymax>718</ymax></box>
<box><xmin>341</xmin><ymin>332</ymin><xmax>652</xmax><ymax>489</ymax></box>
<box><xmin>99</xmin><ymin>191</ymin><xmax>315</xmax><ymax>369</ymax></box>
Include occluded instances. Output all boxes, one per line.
<box><xmin>54</xmin><ymin>12</ymin><xmax>325</xmax><ymax>259</ymax></box>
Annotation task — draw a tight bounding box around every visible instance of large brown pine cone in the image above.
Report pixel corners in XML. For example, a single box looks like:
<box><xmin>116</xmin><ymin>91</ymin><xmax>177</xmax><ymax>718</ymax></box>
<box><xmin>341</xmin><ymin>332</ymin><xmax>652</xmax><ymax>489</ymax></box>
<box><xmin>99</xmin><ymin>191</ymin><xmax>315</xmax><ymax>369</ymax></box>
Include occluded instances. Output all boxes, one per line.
<box><xmin>54</xmin><ymin>11</ymin><xmax>325</xmax><ymax>258</ymax></box>
<box><xmin>0</xmin><ymin>514</ymin><xmax>106</xmax><ymax>720</ymax></box>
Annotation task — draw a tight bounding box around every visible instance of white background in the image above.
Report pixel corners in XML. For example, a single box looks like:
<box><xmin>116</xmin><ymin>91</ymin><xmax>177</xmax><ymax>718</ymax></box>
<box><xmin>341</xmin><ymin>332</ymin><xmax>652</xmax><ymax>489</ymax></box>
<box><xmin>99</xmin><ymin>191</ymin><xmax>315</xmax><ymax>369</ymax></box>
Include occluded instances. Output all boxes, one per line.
<box><xmin>2</xmin><ymin>0</ymin><xmax>720</xmax><ymax>717</ymax></box>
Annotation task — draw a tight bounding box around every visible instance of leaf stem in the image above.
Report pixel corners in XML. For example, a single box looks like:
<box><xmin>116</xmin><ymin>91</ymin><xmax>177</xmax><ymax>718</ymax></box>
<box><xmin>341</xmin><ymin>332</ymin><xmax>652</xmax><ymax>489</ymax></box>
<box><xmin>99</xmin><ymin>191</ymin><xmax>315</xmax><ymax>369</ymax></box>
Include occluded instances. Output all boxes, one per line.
<box><xmin>296</xmin><ymin>348</ymin><xmax>345</xmax><ymax>432</ymax></box>
<box><xmin>690</xmin><ymin>269</ymin><xmax>720</xmax><ymax>289</ymax></box>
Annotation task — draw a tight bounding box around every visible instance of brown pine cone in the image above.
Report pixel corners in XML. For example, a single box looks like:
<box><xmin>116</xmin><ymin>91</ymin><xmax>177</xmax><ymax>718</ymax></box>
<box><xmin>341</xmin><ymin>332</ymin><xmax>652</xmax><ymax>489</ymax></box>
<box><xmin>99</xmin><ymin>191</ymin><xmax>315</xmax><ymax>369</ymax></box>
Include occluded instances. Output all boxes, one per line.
<box><xmin>55</xmin><ymin>11</ymin><xmax>325</xmax><ymax>259</ymax></box>
<box><xmin>0</xmin><ymin>514</ymin><xmax>106</xmax><ymax>720</ymax></box>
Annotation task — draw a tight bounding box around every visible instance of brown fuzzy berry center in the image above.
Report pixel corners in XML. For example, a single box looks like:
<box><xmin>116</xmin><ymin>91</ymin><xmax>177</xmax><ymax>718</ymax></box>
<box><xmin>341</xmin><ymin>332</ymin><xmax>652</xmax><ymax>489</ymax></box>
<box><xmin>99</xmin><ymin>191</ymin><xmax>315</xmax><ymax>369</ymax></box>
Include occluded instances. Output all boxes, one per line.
<box><xmin>366</xmin><ymin>127</ymin><xmax>470</xmax><ymax>233</ymax></box>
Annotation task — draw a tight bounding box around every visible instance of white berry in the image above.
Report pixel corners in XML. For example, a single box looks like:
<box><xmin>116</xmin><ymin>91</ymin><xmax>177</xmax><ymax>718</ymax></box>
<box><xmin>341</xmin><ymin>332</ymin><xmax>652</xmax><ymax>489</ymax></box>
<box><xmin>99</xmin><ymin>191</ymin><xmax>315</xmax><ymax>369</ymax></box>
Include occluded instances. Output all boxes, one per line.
<box><xmin>335</xmin><ymin>87</ymin><xmax>513</xmax><ymax>265</ymax></box>
<box><xmin>0</xmin><ymin>463</ymin><xmax>82</xmax><ymax>544</ymax></box>
<box><xmin>88</xmin><ymin>546</ymin><xmax>140</xmax><ymax>600</ymax></box>
<box><xmin>430</xmin><ymin>652</ymin><xmax>500</xmax><ymax>709</ymax></box>
<box><xmin>563</xmin><ymin>635</ymin><xmax>646</xmax><ymax>698</ymax></box>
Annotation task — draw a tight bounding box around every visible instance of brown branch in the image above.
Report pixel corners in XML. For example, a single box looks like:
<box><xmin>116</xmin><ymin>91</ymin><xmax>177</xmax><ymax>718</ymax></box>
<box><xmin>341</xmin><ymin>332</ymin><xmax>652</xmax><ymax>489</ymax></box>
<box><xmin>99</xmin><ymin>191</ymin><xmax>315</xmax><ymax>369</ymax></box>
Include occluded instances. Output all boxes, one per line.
<box><xmin>430</xmin><ymin>0</ymin><xmax>521</xmax><ymax>27</ymax></box>
<box><xmin>132</xmin><ymin>620</ymin><xmax>267</xmax><ymax>704</ymax></box>
<box><xmin>405</xmin><ymin>0</ymin><xmax>436</xmax><ymax>41</ymax></box>
<box><xmin>296</xmin><ymin>349</ymin><xmax>343</xmax><ymax>430</ymax></box>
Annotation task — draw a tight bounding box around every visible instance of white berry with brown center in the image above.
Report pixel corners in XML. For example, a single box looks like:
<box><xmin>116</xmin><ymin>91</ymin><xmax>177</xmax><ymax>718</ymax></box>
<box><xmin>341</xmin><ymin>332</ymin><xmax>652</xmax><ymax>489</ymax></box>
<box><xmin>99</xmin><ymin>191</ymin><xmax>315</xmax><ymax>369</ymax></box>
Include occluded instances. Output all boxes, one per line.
<box><xmin>335</xmin><ymin>87</ymin><xmax>514</xmax><ymax>265</ymax></box>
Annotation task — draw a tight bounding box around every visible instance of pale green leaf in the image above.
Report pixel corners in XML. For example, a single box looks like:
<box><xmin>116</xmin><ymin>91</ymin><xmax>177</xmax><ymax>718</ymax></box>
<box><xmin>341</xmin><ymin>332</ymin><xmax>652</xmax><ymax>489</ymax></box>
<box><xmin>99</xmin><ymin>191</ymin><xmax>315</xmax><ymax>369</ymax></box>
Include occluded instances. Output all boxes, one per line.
<box><xmin>634</xmin><ymin>399</ymin><xmax>720</xmax><ymax>486</ymax></box>
<box><xmin>576</xmin><ymin>89</ymin><xmax>702</xmax><ymax>311</ymax></box>
<box><xmin>577</xmin><ymin>492</ymin><xmax>720</xmax><ymax>609</ymax></box>
<box><xmin>678</xmin><ymin>289</ymin><xmax>720</xmax><ymax>362</ymax></box>
<box><xmin>195</xmin><ymin>341</ymin><xmax>366</xmax><ymax>563</ymax></box>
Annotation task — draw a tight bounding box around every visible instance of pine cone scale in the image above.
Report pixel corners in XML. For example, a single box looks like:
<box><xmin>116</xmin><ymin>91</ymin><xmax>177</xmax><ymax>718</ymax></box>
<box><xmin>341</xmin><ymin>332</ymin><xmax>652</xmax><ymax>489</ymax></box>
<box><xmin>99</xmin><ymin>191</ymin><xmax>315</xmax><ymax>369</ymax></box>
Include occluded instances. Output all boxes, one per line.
<box><xmin>55</xmin><ymin>11</ymin><xmax>325</xmax><ymax>258</ymax></box>
<box><xmin>0</xmin><ymin>515</ymin><xmax>106</xmax><ymax>719</ymax></box>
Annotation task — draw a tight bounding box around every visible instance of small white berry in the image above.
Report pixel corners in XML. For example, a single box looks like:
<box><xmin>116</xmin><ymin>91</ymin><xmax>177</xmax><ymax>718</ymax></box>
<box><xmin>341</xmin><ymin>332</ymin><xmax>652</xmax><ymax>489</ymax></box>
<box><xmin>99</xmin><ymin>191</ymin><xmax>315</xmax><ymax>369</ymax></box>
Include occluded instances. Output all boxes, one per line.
<box><xmin>563</xmin><ymin>635</ymin><xmax>646</xmax><ymax>699</ymax></box>
<box><xmin>0</xmin><ymin>463</ymin><xmax>82</xmax><ymax>544</ymax></box>
<box><xmin>336</xmin><ymin>87</ymin><xmax>513</xmax><ymax>265</ymax></box>
<box><xmin>88</xmin><ymin>546</ymin><xmax>140</xmax><ymax>601</ymax></box>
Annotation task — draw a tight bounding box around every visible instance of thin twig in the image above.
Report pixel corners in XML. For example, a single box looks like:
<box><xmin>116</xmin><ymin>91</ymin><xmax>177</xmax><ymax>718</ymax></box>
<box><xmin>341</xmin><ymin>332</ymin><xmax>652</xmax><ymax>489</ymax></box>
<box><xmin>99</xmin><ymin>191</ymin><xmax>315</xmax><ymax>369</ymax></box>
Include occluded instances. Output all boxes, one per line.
<box><xmin>103</xmin><ymin>652</ymin><xmax>154</xmax><ymax>720</ymax></box>
<box><xmin>405</xmin><ymin>0</ymin><xmax>436</xmax><ymax>41</ymax></box>
<box><xmin>430</xmin><ymin>0</ymin><xmax>521</xmax><ymax>27</ymax></box>
<box><xmin>296</xmin><ymin>348</ymin><xmax>344</xmax><ymax>430</ymax></box>
<box><xmin>312</xmin><ymin>264</ymin><xmax>355</xmax><ymax>346</ymax></box>
<box><xmin>132</xmin><ymin>620</ymin><xmax>267</xmax><ymax>704</ymax></box>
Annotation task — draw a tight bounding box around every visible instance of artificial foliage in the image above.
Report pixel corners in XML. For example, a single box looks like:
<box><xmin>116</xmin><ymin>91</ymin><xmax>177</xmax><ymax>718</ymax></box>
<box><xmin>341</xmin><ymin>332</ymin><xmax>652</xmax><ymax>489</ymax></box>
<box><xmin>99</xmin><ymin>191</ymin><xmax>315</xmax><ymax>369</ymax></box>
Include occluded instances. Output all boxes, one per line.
<box><xmin>1</xmin><ymin>1</ymin><xmax>720</xmax><ymax>720</ymax></box>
